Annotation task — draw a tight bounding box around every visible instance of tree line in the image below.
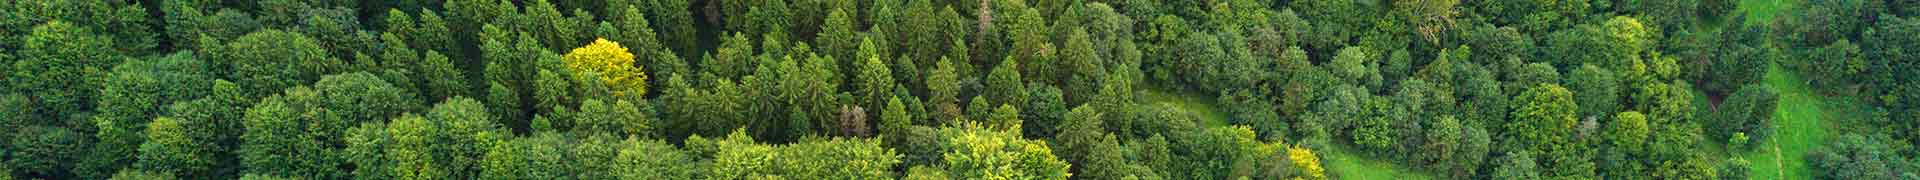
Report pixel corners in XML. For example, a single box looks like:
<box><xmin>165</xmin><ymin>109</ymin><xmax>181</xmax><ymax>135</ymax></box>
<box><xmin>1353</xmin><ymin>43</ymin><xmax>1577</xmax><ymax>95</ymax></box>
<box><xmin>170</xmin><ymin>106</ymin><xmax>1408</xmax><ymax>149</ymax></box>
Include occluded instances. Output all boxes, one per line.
<box><xmin>1</xmin><ymin>0</ymin><xmax>1917</xmax><ymax>179</ymax></box>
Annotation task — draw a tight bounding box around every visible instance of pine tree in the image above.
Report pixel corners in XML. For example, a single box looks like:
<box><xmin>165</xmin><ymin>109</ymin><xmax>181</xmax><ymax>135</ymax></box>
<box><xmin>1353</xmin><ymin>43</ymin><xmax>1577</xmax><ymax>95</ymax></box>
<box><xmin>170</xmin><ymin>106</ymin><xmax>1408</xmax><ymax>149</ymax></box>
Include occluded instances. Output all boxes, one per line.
<box><xmin>856</xmin><ymin>39</ymin><xmax>898</xmax><ymax>116</ymax></box>
<box><xmin>419</xmin><ymin>51</ymin><xmax>468</xmax><ymax>101</ymax></box>
<box><xmin>818</xmin><ymin>8</ymin><xmax>859</xmax><ymax>62</ymax></box>
<box><xmin>650</xmin><ymin>0</ymin><xmax>698</xmax><ymax>55</ymax></box>
<box><xmin>614</xmin><ymin>6</ymin><xmax>662</xmax><ymax>60</ymax></box>
<box><xmin>926</xmin><ymin>57</ymin><xmax>963</xmax><ymax>123</ymax></box>
<box><xmin>1060</xmin><ymin>28</ymin><xmax>1105</xmax><ymax>105</ymax></box>
<box><xmin>986</xmin><ymin>57</ymin><xmax>1028</xmax><ymax>106</ymax></box>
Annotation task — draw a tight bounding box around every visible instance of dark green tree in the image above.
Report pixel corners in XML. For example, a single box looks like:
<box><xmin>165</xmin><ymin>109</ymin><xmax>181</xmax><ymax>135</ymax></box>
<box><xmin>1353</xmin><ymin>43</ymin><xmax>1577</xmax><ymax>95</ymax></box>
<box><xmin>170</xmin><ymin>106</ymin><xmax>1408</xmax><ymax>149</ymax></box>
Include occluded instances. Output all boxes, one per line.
<box><xmin>11</xmin><ymin>21</ymin><xmax>120</xmax><ymax>118</ymax></box>
<box><xmin>1508</xmin><ymin>84</ymin><xmax>1595</xmax><ymax>178</ymax></box>
<box><xmin>8</xmin><ymin>126</ymin><xmax>86</xmax><ymax>178</ymax></box>
<box><xmin>478</xmin><ymin>133</ymin><xmax>569</xmax><ymax>179</ymax></box>
<box><xmin>239</xmin><ymin>72</ymin><xmax>418</xmax><ymax>178</ymax></box>
<box><xmin>1054</xmin><ymin>104</ymin><xmax>1134</xmax><ymax>179</ymax></box>
<box><xmin>1492</xmin><ymin>151</ymin><xmax>1542</xmax><ymax>180</ymax></box>
<box><xmin>107</xmin><ymin>170</ymin><xmax>173</xmax><ymax>180</ymax></box>
<box><xmin>856</xmin><ymin>40</ymin><xmax>898</xmax><ymax>116</ymax></box>
<box><xmin>135</xmin><ymin>117</ymin><xmax>214</xmax><ymax>178</ymax></box>
<box><xmin>341</xmin><ymin>121</ymin><xmax>389</xmax><ymax>180</ymax></box>
<box><xmin>92</xmin><ymin>52</ymin><xmax>212</xmax><ymax>177</ymax></box>
<box><xmin>986</xmin><ymin>57</ymin><xmax>1029</xmax><ymax>107</ymax></box>
<box><xmin>926</xmin><ymin>57</ymin><xmax>963</xmax><ymax>123</ymax></box>
<box><xmin>208</xmin><ymin>29</ymin><xmax>342</xmax><ymax>99</ymax></box>
<box><xmin>1706</xmin><ymin>24</ymin><xmax>1772</xmax><ymax>95</ymax></box>
<box><xmin>1060</xmin><ymin>28</ymin><xmax>1106</xmax><ymax>105</ymax></box>
<box><xmin>1713</xmin><ymin>85</ymin><xmax>1777</xmax><ymax>150</ymax></box>
<box><xmin>613</xmin><ymin>138</ymin><xmax>697</xmax><ymax>179</ymax></box>
<box><xmin>1567</xmin><ymin>64</ymin><xmax>1621</xmax><ymax>120</ymax></box>
<box><xmin>1022</xmin><ymin>84</ymin><xmax>1066</xmax><ymax>138</ymax></box>
<box><xmin>417</xmin><ymin>51</ymin><xmax>468</xmax><ymax>101</ymax></box>
<box><xmin>817</xmin><ymin>8</ymin><xmax>859</xmax><ymax>61</ymax></box>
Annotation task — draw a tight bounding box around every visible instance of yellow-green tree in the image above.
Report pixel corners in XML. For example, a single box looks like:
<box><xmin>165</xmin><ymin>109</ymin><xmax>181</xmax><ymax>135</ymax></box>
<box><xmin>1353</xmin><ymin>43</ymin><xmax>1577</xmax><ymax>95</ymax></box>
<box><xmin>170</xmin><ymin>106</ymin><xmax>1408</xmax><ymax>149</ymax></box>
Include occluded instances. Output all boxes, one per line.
<box><xmin>1288</xmin><ymin>145</ymin><xmax>1325</xmax><ymax>180</ymax></box>
<box><xmin>563</xmin><ymin>38</ymin><xmax>648</xmax><ymax>98</ymax></box>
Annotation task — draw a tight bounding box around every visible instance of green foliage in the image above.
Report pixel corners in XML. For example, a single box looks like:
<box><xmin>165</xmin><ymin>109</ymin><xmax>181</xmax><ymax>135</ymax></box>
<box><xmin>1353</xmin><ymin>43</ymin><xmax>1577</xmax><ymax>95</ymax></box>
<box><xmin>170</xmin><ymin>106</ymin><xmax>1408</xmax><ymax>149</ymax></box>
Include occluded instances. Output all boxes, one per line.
<box><xmin>207</xmin><ymin>29</ymin><xmax>342</xmax><ymax>99</ymax></box>
<box><xmin>614</xmin><ymin>138</ymin><xmax>697</xmax><ymax>179</ymax></box>
<box><xmin>95</xmin><ymin>52</ymin><xmax>212</xmax><ymax>176</ymax></box>
<box><xmin>478</xmin><ymin>133</ymin><xmax>568</xmax><ymax>179</ymax></box>
<box><xmin>1719</xmin><ymin>158</ymin><xmax>1750</xmax><ymax>180</ymax></box>
<box><xmin>573</xmin><ymin>99</ymin><xmax>652</xmax><ymax>137</ymax></box>
<box><xmin>940</xmin><ymin>126</ymin><xmax>1071</xmax><ymax>180</ymax></box>
<box><xmin>926</xmin><ymin>58</ymin><xmax>963</xmax><ymax>123</ymax></box>
<box><xmin>12</xmin><ymin>21</ymin><xmax>120</xmax><ymax>118</ymax></box>
<box><xmin>855</xmin><ymin>44</ymin><xmax>897</xmax><ymax>116</ymax></box>
<box><xmin>240</xmin><ymin>72</ymin><xmax>418</xmax><ymax>178</ymax></box>
<box><xmin>1507</xmin><ymin>84</ymin><xmax>1593</xmax><ymax>178</ymax></box>
<box><xmin>1061</xmin><ymin>28</ymin><xmax>1106</xmax><ymax>104</ymax></box>
<box><xmin>342</xmin><ymin>121</ymin><xmax>389</xmax><ymax>180</ymax></box>
<box><xmin>2</xmin><ymin>0</ymin><xmax>153</xmax><ymax>53</ymax></box>
<box><xmin>385</xmin><ymin>114</ymin><xmax>446</xmax><ymax>179</ymax></box>
<box><xmin>904</xmin><ymin>166</ymin><xmax>950</xmax><ymax>180</ymax></box>
<box><xmin>660</xmin><ymin>75</ymin><xmax>748</xmax><ymax>138</ymax></box>
<box><xmin>1172</xmin><ymin>126</ymin><xmax>1276</xmax><ymax>179</ymax></box>
<box><xmin>136</xmin><ymin>117</ymin><xmax>213</xmax><ymax>178</ymax></box>
<box><xmin>108</xmin><ymin>170</ymin><xmax>173</xmax><ymax>180</ymax></box>
<box><xmin>1713</xmin><ymin>85</ymin><xmax>1777</xmax><ymax>147</ymax></box>
<box><xmin>610</xmin><ymin>6</ymin><xmax>661</xmax><ymax>58</ymax></box>
<box><xmin>10</xmin><ymin>0</ymin><xmax>1916</xmax><ymax>179</ymax></box>
<box><xmin>1780</xmin><ymin>0</ymin><xmax>1867</xmax><ymax>46</ymax></box>
<box><xmin>1219</xmin><ymin>89</ymin><xmax>1282</xmax><ymax>139</ymax></box>
<box><xmin>1330</xmin><ymin>47</ymin><xmax>1382</xmax><ymax>88</ymax></box>
<box><xmin>9</xmin><ymin>126</ymin><xmax>86</xmax><ymax>178</ymax></box>
<box><xmin>1789</xmin><ymin>39</ymin><xmax>1864</xmax><ymax>90</ymax></box>
<box><xmin>986</xmin><ymin>57</ymin><xmax>1029</xmax><ymax>108</ymax></box>
<box><xmin>1728</xmin><ymin>133</ymin><xmax>1750</xmax><ymax>152</ymax></box>
<box><xmin>1808</xmin><ymin>134</ymin><xmax>1911</xmax><ymax>180</ymax></box>
<box><xmin>704</xmin><ymin>129</ymin><xmax>903</xmax><ymax>179</ymax></box>
<box><xmin>1600</xmin><ymin>111</ymin><xmax>1650</xmax><ymax>179</ymax></box>
<box><xmin>818</xmin><ymin>8</ymin><xmax>859</xmax><ymax>61</ymax></box>
<box><xmin>1706</xmin><ymin>25</ymin><xmax>1773</xmax><ymax>94</ymax></box>
<box><xmin>1492</xmin><ymin>151</ymin><xmax>1542</xmax><ymax>180</ymax></box>
<box><xmin>417</xmin><ymin>51</ymin><xmax>467</xmax><ymax>101</ymax></box>
<box><xmin>1865</xmin><ymin>17</ymin><xmax>1920</xmax><ymax>133</ymax></box>
<box><xmin>1055</xmin><ymin>105</ymin><xmax>1137</xmax><ymax>180</ymax></box>
<box><xmin>1566</xmin><ymin>64</ymin><xmax>1621</xmax><ymax>120</ymax></box>
<box><xmin>1022</xmin><ymin>84</ymin><xmax>1066</xmax><ymax>138</ymax></box>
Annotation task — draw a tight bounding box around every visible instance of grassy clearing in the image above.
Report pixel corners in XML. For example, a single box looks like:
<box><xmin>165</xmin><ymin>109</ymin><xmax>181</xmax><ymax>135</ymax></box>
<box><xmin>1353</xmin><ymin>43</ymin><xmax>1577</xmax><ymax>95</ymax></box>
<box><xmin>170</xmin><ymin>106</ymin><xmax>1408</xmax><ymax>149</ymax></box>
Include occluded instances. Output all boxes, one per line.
<box><xmin>1322</xmin><ymin>145</ymin><xmax>1437</xmax><ymax>180</ymax></box>
<box><xmin>1139</xmin><ymin>88</ymin><xmax>1231</xmax><ymax>127</ymax></box>
<box><xmin>1739</xmin><ymin>0</ymin><xmax>1792</xmax><ymax>25</ymax></box>
<box><xmin>1739</xmin><ymin>63</ymin><xmax>1831</xmax><ymax>180</ymax></box>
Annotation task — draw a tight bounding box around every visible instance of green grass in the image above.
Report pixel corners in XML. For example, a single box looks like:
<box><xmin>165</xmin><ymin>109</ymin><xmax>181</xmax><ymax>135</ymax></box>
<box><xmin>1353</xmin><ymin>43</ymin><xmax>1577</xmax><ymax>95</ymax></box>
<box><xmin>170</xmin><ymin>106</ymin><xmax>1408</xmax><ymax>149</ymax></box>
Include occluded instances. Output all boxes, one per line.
<box><xmin>1139</xmin><ymin>88</ymin><xmax>1231</xmax><ymax>127</ymax></box>
<box><xmin>1739</xmin><ymin>63</ymin><xmax>1832</xmax><ymax>180</ymax></box>
<box><xmin>1322</xmin><ymin>145</ymin><xmax>1437</xmax><ymax>180</ymax></box>
<box><xmin>1739</xmin><ymin>0</ymin><xmax>1793</xmax><ymax>25</ymax></box>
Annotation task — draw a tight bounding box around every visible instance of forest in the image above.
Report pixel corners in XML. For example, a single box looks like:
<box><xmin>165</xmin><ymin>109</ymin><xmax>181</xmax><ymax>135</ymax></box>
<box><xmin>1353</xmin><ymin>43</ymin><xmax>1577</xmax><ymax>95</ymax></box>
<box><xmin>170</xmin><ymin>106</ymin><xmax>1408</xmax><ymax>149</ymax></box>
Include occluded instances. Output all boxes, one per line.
<box><xmin>2</xmin><ymin>0</ymin><xmax>1919</xmax><ymax>179</ymax></box>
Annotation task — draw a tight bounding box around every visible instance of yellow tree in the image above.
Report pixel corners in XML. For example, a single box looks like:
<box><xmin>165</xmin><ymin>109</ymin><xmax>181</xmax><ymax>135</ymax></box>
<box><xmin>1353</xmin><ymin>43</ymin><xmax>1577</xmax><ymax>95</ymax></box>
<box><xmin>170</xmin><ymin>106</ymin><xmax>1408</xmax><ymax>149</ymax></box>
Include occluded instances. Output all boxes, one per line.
<box><xmin>1288</xmin><ymin>145</ymin><xmax>1326</xmax><ymax>180</ymax></box>
<box><xmin>564</xmin><ymin>38</ymin><xmax>648</xmax><ymax>98</ymax></box>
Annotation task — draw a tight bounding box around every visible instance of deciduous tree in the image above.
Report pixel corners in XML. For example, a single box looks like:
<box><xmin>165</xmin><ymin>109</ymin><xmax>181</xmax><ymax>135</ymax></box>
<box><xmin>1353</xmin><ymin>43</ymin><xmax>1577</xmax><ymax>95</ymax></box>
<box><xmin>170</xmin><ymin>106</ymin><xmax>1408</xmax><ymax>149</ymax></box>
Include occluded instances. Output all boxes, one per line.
<box><xmin>563</xmin><ymin>38</ymin><xmax>649</xmax><ymax>98</ymax></box>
